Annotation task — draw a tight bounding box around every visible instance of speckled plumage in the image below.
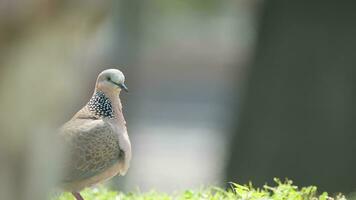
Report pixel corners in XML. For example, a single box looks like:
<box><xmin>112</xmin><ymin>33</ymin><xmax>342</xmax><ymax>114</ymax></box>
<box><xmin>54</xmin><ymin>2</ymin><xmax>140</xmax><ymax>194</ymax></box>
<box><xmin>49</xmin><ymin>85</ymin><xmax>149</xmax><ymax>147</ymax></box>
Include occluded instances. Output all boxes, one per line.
<box><xmin>59</xmin><ymin>69</ymin><xmax>131</xmax><ymax>195</ymax></box>
<box><xmin>87</xmin><ymin>91</ymin><xmax>114</xmax><ymax>118</ymax></box>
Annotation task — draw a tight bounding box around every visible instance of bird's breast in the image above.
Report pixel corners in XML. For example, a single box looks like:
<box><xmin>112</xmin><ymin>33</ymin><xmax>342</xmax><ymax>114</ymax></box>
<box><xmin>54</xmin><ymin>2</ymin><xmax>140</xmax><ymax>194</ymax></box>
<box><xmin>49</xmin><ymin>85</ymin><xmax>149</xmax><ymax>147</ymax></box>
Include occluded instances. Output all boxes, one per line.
<box><xmin>106</xmin><ymin>118</ymin><xmax>131</xmax><ymax>174</ymax></box>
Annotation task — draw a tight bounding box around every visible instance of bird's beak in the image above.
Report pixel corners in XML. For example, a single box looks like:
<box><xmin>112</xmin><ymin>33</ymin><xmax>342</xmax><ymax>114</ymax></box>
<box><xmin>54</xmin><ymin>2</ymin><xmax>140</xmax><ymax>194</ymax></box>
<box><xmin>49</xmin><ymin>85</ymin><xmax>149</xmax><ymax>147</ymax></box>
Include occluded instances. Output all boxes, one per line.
<box><xmin>119</xmin><ymin>83</ymin><xmax>129</xmax><ymax>92</ymax></box>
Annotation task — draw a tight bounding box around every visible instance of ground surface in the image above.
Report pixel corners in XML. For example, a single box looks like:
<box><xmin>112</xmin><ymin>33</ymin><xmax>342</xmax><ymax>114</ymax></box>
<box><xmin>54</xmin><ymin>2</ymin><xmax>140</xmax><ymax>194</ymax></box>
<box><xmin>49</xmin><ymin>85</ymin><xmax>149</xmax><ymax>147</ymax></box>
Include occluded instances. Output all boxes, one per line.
<box><xmin>54</xmin><ymin>178</ymin><xmax>347</xmax><ymax>200</ymax></box>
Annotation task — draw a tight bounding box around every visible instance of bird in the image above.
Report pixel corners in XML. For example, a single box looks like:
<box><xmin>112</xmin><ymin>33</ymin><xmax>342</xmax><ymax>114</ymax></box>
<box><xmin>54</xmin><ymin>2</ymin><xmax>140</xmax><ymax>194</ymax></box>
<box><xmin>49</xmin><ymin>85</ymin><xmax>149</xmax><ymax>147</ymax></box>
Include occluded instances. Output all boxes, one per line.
<box><xmin>59</xmin><ymin>69</ymin><xmax>131</xmax><ymax>200</ymax></box>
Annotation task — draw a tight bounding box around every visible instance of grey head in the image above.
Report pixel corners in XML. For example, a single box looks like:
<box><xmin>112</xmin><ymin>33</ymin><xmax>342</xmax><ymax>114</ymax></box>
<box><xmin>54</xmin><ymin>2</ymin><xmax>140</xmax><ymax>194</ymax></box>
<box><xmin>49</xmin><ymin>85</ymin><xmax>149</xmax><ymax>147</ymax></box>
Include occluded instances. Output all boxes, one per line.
<box><xmin>96</xmin><ymin>69</ymin><xmax>128</xmax><ymax>92</ymax></box>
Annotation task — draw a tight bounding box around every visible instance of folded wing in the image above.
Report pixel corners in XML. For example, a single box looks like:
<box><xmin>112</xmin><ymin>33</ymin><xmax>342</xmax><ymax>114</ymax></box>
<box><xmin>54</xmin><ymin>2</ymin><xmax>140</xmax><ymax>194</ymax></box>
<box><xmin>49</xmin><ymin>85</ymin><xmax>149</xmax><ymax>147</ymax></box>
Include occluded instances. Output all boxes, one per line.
<box><xmin>60</xmin><ymin>119</ymin><xmax>122</xmax><ymax>182</ymax></box>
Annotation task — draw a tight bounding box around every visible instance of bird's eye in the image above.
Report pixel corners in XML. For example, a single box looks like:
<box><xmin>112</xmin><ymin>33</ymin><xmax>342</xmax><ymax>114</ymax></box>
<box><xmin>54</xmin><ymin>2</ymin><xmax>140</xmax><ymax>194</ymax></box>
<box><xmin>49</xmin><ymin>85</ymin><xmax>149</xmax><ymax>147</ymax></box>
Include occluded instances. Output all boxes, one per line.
<box><xmin>107</xmin><ymin>77</ymin><xmax>111</xmax><ymax>81</ymax></box>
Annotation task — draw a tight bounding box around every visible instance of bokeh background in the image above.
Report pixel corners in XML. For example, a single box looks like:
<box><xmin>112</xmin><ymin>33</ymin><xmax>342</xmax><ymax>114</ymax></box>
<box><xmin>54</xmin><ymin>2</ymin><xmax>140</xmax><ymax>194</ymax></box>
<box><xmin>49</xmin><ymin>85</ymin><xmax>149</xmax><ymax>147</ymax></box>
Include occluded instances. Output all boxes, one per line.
<box><xmin>1</xmin><ymin>1</ymin><xmax>356</xmax><ymax>200</ymax></box>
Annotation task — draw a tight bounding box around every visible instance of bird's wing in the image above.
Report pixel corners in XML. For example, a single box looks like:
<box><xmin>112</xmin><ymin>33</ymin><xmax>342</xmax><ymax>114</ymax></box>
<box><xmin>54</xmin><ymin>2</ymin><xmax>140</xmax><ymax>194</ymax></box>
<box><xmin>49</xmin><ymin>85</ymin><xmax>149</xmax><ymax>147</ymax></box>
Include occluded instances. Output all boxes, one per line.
<box><xmin>60</xmin><ymin>119</ymin><xmax>123</xmax><ymax>182</ymax></box>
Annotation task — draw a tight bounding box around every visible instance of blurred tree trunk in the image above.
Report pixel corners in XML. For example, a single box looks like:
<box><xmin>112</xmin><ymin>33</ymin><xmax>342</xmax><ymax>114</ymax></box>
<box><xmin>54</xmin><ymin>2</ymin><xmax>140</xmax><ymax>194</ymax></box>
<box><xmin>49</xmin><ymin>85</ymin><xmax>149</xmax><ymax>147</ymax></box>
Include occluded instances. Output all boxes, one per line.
<box><xmin>226</xmin><ymin>0</ymin><xmax>356</xmax><ymax>193</ymax></box>
<box><xmin>102</xmin><ymin>0</ymin><xmax>143</xmax><ymax>120</ymax></box>
<box><xmin>107</xmin><ymin>0</ymin><xmax>143</xmax><ymax>190</ymax></box>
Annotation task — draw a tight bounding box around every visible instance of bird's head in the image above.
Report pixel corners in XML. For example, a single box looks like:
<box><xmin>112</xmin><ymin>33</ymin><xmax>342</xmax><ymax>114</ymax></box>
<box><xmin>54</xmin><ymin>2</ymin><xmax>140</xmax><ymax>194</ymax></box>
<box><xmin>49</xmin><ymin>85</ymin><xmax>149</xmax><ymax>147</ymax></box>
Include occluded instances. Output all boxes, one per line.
<box><xmin>96</xmin><ymin>69</ymin><xmax>129</xmax><ymax>93</ymax></box>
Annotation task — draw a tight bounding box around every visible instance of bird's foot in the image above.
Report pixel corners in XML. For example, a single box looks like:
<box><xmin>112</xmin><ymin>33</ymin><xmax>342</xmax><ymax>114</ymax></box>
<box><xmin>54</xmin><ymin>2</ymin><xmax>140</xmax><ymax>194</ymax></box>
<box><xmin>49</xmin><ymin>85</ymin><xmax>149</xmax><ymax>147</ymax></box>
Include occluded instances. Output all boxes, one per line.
<box><xmin>72</xmin><ymin>192</ymin><xmax>84</xmax><ymax>200</ymax></box>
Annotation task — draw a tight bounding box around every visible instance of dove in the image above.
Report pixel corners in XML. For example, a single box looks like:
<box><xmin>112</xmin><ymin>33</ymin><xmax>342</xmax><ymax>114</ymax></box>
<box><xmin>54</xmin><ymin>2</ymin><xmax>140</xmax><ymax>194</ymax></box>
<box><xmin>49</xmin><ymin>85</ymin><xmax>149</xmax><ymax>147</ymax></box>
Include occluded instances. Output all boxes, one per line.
<box><xmin>59</xmin><ymin>69</ymin><xmax>131</xmax><ymax>200</ymax></box>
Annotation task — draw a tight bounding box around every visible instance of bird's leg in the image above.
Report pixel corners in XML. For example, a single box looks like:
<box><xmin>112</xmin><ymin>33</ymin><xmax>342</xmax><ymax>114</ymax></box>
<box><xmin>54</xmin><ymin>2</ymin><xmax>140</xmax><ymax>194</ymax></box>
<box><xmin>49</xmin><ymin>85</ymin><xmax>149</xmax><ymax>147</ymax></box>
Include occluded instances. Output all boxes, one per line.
<box><xmin>72</xmin><ymin>192</ymin><xmax>84</xmax><ymax>200</ymax></box>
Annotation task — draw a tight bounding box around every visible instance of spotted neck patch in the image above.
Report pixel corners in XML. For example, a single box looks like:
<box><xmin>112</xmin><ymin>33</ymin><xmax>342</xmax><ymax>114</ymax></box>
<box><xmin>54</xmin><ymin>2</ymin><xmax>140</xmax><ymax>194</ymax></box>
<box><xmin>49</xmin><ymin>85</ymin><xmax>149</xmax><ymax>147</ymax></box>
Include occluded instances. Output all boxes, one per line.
<box><xmin>87</xmin><ymin>91</ymin><xmax>114</xmax><ymax>118</ymax></box>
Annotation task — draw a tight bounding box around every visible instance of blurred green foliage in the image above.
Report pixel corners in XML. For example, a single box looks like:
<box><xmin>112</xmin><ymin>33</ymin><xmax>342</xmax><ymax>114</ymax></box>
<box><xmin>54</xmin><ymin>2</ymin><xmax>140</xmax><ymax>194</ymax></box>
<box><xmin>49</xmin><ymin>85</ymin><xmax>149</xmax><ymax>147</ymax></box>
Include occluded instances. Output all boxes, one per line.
<box><xmin>54</xmin><ymin>178</ymin><xmax>346</xmax><ymax>200</ymax></box>
<box><xmin>152</xmin><ymin>0</ymin><xmax>221</xmax><ymax>14</ymax></box>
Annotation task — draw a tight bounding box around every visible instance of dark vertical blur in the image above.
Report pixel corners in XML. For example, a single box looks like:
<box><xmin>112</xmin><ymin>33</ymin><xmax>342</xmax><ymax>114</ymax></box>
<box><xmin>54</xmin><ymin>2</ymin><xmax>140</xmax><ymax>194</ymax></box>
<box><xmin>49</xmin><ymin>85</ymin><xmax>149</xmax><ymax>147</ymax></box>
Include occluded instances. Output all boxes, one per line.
<box><xmin>226</xmin><ymin>0</ymin><xmax>356</xmax><ymax>193</ymax></box>
<box><xmin>107</xmin><ymin>0</ymin><xmax>143</xmax><ymax>189</ymax></box>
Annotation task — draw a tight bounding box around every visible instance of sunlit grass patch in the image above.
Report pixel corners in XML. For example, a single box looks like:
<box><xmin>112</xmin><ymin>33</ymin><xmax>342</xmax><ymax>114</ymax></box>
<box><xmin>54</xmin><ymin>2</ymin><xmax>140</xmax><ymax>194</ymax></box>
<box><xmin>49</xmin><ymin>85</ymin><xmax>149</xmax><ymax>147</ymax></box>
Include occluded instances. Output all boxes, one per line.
<box><xmin>54</xmin><ymin>178</ymin><xmax>346</xmax><ymax>200</ymax></box>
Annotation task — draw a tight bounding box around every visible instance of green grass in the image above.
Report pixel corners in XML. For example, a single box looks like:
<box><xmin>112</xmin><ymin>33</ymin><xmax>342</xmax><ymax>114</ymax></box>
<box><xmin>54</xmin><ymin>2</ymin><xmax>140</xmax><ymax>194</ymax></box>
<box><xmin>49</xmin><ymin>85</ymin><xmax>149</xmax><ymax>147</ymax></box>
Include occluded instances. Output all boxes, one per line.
<box><xmin>54</xmin><ymin>178</ymin><xmax>347</xmax><ymax>200</ymax></box>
